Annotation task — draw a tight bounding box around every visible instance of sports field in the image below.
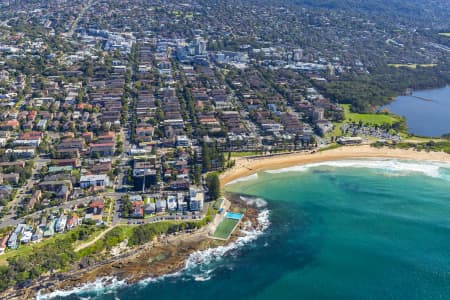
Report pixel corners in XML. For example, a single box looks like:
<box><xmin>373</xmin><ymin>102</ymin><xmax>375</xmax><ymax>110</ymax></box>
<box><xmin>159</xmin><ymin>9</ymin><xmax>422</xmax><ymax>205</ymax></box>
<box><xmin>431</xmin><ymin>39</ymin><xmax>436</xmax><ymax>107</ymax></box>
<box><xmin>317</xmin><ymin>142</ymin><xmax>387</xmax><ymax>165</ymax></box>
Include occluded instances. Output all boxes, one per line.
<box><xmin>212</xmin><ymin>218</ymin><xmax>239</xmax><ymax>240</ymax></box>
<box><xmin>387</xmin><ymin>63</ymin><xmax>437</xmax><ymax>69</ymax></box>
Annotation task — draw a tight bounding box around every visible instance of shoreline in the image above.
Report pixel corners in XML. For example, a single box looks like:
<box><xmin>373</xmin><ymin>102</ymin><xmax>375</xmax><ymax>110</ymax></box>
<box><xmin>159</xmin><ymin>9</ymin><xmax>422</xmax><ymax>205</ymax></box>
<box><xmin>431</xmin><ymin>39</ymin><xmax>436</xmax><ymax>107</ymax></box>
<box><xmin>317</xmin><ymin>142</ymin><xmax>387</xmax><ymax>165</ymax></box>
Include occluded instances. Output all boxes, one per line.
<box><xmin>5</xmin><ymin>145</ymin><xmax>450</xmax><ymax>299</ymax></box>
<box><xmin>220</xmin><ymin>145</ymin><xmax>450</xmax><ymax>187</ymax></box>
<box><xmin>2</xmin><ymin>197</ymin><xmax>263</xmax><ymax>300</ymax></box>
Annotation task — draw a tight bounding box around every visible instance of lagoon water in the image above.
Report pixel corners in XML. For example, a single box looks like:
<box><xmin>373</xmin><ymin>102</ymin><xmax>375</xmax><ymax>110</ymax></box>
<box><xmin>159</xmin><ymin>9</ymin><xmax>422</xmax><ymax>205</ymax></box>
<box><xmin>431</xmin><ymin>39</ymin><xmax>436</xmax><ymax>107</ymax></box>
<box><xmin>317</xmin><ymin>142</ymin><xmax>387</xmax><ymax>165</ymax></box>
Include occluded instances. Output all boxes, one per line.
<box><xmin>47</xmin><ymin>159</ymin><xmax>450</xmax><ymax>300</ymax></box>
<box><xmin>384</xmin><ymin>85</ymin><xmax>450</xmax><ymax>137</ymax></box>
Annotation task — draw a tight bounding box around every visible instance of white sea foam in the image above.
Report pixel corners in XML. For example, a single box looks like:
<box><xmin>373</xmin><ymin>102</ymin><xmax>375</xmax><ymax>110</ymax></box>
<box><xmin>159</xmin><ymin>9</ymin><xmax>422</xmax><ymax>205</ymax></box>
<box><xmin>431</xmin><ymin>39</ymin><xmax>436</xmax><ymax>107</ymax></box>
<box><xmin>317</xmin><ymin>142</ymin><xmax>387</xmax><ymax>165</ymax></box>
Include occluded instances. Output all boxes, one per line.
<box><xmin>264</xmin><ymin>159</ymin><xmax>450</xmax><ymax>180</ymax></box>
<box><xmin>181</xmin><ymin>209</ymin><xmax>270</xmax><ymax>281</ymax></box>
<box><xmin>138</xmin><ymin>209</ymin><xmax>270</xmax><ymax>285</ymax></box>
<box><xmin>136</xmin><ymin>270</ymin><xmax>184</xmax><ymax>286</ymax></box>
<box><xmin>37</xmin><ymin>210</ymin><xmax>271</xmax><ymax>299</ymax></box>
<box><xmin>193</xmin><ymin>274</ymin><xmax>212</xmax><ymax>281</ymax></box>
<box><xmin>36</xmin><ymin>276</ymin><xmax>127</xmax><ymax>300</ymax></box>
<box><xmin>240</xmin><ymin>196</ymin><xmax>268</xmax><ymax>208</ymax></box>
<box><xmin>225</xmin><ymin>173</ymin><xmax>258</xmax><ymax>186</ymax></box>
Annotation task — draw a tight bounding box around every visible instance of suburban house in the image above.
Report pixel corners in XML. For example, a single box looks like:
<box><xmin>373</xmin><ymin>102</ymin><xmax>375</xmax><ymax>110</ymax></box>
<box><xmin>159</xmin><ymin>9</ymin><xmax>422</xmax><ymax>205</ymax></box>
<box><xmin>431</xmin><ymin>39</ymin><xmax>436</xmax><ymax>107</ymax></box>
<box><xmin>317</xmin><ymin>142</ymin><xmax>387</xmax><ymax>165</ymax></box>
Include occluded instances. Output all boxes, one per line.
<box><xmin>85</xmin><ymin>199</ymin><xmax>105</xmax><ymax>221</ymax></box>
<box><xmin>55</xmin><ymin>215</ymin><xmax>67</xmax><ymax>233</ymax></box>
<box><xmin>155</xmin><ymin>199</ymin><xmax>167</xmax><ymax>213</ymax></box>
<box><xmin>131</xmin><ymin>201</ymin><xmax>144</xmax><ymax>218</ymax></box>
<box><xmin>144</xmin><ymin>202</ymin><xmax>156</xmax><ymax>214</ymax></box>
<box><xmin>66</xmin><ymin>214</ymin><xmax>80</xmax><ymax>230</ymax></box>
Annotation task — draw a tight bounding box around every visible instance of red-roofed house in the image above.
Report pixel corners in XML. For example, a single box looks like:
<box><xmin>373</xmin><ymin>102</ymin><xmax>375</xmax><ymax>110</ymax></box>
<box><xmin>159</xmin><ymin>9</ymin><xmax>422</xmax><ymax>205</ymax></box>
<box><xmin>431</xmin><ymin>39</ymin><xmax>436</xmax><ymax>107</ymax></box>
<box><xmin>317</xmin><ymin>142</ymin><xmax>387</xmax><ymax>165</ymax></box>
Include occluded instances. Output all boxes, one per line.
<box><xmin>85</xmin><ymin>199</ymin><xmax>104</xmax><ymax>221</ymax></box>
<box><xmin>67</xmin><ymin>214</ymin><xmax>80</xmax><ymax>230</ymax></box>
<box><xmin>0</xmin><ymin>119</ymin><xmax>19</xmax><ymax>130</ymax></box>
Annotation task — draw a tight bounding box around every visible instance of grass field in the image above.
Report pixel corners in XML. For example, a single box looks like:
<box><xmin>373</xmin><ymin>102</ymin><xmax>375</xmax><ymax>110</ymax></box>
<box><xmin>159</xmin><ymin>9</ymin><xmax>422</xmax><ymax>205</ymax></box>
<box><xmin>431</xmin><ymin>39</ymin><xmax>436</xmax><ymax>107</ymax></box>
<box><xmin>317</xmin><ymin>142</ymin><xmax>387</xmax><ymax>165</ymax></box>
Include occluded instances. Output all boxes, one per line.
<box><xmin>387</xmin><ymin>63</ymin><xmax>437</xmax><ymax>69</ymax></box>
<box><xmin>438</xmin><ymin>33</ymin><xmax>450</xmax><ymax>37</ymax></box>
<box><xmin>343</xmin><ymin>105</ymin><xmax>400</xmax><ymax>125</ymax></box>
<box><xmin>230</xmin><ymin>151</ymin><xmax>261</xmax><ymax>158</ymax></box>
<box><xmin>329</xmin><ymin>104</ymin><xmax>401</xmax><ymax>136</ymax></box>
<box><xmin>212</xmin><ymin>218</ymin><xmax>239</xmax><ymax>240</ymax></box>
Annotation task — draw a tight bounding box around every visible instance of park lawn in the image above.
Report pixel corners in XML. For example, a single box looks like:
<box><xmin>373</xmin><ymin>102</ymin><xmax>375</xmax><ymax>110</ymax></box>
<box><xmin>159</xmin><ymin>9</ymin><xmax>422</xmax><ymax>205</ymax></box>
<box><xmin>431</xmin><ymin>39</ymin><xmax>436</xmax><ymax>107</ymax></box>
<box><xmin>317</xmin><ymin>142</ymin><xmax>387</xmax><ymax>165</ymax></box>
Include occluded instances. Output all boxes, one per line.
<box><xmin>387</xmin><ymin>63</ymin><xmax>437</xmax><ymax>69</ymax></box>
<box><xmin>342</xmin><ymin>104</ymin><xmax>400</xmax><ymax>125</ymax></box>
<box><xmin>213</xmin><ymin>218</ymin><xmax>238</xmax><ymax>240</ymax></box>
<box><xmin>230</xmin><ymin>151</ymin><xmax>261</xmax><ymax>158</ymax></box>
<box><xmin>329</xmin><ymin>104</ymin><xmax>401</xmax><ymax>137</ymax></box>
<box><xmin>71</xmin><ymin>226</ymin><xmax>107</xmax><ymax>249</ymax></box>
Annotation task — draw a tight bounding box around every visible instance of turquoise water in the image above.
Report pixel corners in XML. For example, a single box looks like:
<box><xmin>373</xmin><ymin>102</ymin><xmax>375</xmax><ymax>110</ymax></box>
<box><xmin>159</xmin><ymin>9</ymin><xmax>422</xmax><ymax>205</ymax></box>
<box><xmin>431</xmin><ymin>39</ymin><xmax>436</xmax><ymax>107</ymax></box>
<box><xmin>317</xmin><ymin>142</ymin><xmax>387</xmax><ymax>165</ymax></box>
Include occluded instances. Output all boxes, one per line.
<box><xmin>46</xmin><ymin>159</ymin><xmax>450</xmax><ymax>300</ymax></box>
<box><xmin>383</xmin><ymin>85</ymin><xmax>450</xmax><ymax>137</ymax></box>
<box><xmin>225</xmin><ymin>212</ymin><xmax>243</xmax><ymax>220</ymax></box>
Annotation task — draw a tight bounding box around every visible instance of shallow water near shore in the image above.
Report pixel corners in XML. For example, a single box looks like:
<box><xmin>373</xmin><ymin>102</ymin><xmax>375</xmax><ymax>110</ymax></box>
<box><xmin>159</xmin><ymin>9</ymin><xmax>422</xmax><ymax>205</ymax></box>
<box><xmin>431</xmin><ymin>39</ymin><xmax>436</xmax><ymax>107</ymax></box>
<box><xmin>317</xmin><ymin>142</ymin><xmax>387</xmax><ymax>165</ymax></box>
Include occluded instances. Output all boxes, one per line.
<box><xmin>46</xmin><ymin>159</ymin><xmax>450</xmax><ymax>300</ymax></box>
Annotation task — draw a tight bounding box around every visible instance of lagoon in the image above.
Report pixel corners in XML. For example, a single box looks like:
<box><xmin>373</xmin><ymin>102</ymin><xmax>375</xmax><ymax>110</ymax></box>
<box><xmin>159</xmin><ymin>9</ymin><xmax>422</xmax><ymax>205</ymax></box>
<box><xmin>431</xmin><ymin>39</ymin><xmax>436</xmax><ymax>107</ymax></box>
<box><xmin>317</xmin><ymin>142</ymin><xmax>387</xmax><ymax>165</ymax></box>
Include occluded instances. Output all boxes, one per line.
<box><xmin>383</xmin><ymin>85</ymin><xmax>450</xmax><ymax>137</ymax></box>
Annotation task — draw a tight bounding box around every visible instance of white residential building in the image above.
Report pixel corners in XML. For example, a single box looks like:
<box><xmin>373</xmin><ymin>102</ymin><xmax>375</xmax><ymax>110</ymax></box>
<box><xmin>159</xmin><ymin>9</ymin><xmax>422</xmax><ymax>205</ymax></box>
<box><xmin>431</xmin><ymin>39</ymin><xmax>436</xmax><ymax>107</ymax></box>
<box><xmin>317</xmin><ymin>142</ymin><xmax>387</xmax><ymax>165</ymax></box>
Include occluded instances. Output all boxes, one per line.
<box><xmin>79</xmin><ymin>174</ymin><xmax>110</xmax><ymax>188</ymax></box>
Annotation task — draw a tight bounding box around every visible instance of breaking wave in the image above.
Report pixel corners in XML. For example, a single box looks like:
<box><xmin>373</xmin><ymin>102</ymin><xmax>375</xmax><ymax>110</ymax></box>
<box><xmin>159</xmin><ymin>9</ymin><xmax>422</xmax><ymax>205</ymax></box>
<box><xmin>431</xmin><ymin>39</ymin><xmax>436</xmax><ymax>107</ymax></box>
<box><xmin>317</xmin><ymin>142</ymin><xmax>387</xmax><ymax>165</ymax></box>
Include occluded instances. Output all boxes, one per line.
<box><xmin>225</xmin><ymin>173</ymin><xmax>258</xmax><ymax>185</ymax></box>
<box><xmin>36</xmin><ymin>277</ymin><xmax>127</xmax><ymax>300</ymax></box>
<box><xmin>36</xmin><ymin>210</ymin><xmax>270</xmax><ymax>299</ymax></box>
<box><xmin>264</xmin><ymin>159</ymin><xmax>450</xmax><ymax>180</ymax></box>
<box><xmin>240</xmin><ymin>196</ymin><xmax>268</xmax><ymax>208</ymax></box>
<box><xmin>181</xmin><ymin>208</ymin><xmax>270</xmax><ymax>282</ymax></box>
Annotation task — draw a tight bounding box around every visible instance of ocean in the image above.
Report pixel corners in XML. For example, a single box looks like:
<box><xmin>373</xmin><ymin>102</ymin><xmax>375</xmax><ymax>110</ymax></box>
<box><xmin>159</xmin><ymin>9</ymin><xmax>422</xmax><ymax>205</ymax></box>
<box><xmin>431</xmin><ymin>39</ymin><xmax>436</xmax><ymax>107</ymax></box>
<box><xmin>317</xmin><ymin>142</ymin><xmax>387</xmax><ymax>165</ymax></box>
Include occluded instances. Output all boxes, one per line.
<box><xmin>41</xmin><ymin>159</ymin><xmax>450</xmax><ymax>300</ymax></box>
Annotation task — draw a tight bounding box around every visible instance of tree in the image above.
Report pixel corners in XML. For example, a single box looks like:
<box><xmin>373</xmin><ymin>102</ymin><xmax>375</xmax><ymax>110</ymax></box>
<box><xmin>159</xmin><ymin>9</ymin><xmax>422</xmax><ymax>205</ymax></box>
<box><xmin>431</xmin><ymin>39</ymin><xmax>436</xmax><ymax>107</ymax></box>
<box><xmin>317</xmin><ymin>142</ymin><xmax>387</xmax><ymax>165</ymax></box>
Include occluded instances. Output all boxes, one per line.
<box><xmin>206</xmin><ymin>173</ymin><xmax>220</xmax><ymax>200</ymax></box>
<box><xmin>194</xmin><ymin>164</ymin><xmax>202</xmax><ymax>185</ymax></box>
<box><xmin>202</xmin><ymin>142</ymin><xmax>212</xmax><ymax>172</ymax></box>
<box><xmin>122</xmin><ymin>196</ymin><xmax>132</xmax><ymax>218</ymax></box>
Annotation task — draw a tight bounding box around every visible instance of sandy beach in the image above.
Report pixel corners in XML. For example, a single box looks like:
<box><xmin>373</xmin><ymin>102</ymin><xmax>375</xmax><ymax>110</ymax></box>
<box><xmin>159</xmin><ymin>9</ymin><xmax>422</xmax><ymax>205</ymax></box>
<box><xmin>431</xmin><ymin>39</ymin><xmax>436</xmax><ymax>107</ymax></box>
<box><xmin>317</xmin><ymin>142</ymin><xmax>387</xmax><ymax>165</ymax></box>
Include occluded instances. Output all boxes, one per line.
<box><xmin>220</xmin><ymin>145</ymin><xmax>450</xmax><ymax>187</ymax></box>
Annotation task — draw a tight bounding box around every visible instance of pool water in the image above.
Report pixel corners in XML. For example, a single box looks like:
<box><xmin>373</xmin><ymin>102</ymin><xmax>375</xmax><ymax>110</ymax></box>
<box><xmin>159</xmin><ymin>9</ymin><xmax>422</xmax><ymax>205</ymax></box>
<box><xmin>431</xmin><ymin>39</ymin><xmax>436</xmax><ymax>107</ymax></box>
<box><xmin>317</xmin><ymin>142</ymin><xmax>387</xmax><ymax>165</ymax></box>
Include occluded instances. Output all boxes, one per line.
<box><xmin>225</xmin><ymin>212</ymin><xmax>243</xmax><ymax>220</ymax></box>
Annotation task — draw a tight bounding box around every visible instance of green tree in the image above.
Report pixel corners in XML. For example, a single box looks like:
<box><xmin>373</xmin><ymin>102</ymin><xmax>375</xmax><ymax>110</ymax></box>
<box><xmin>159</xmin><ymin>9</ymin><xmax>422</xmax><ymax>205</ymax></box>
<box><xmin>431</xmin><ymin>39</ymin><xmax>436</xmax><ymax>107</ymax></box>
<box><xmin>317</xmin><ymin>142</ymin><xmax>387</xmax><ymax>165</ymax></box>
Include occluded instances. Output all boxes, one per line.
<box><xmin>206</xmin><ymin>173</ymin><xmax>221</xmax><ymax>200</ymax></box>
